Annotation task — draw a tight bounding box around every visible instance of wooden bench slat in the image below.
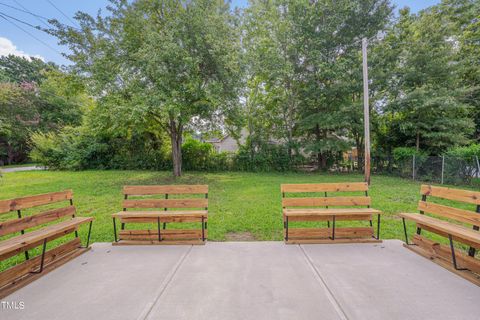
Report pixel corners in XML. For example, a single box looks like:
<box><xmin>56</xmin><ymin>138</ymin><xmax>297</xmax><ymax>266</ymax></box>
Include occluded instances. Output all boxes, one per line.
<box><xmin>113</xmin><ymin>211</ymin><xmax>207</xmax><ymax>223</ymax></box>
<box><xmin>0</xmin><ymin>206</ymin><xmax>76</xmax><ymax>237</ymax></box>
<box><xmin>418</xmin><ymin>201</ymin><xmax>480</xmax><ymax>227</ymax></box>
<box><xmin>421</xmin><ymin>185</ymin><xmax>480</xmax><ymax>205</ymax></box>
<box><xmin>112</xmin><ymin>210</ymin><xmax>208</xmax><ymax>218</ymax></box>
<box><xmin>399</xmin><ymin>213</ymin><xmax>480</xmax><ymax>247</ymax></box>
<box><xmin>123</xmin><ymin>185</ymin><xmax>208</xmax><ymax>195</ymax></box>
<box><xmin>123</xmin><ymin>199</ymin><xmax>208</xmax><ymax>209</ymax></box>
<box><xmin>282</xmin><ymin>196</ymin><xmax>371</xmax><ymax>207</ymax></box>
<box><xmin>283</xmin><ymin>208</ymin><xmax>381</xmax><ymax>216</ymax></box>
<box><xmin>0</xmin><ymin>217</ymin><xmax>92</xmax><ymax>257</ymax></box>
<box><xmin>0</xmin><ymin>226</ymin><xmax>78</xmax><ymax>261</ymax></box>
<box><xmin>286</xmin><ymin>227</ymin><xmax>374</xmax><ymax>239</ymax></box>
<box><xmin>281</xmin><ymin>182</ymin><xmax>368</xmax><ymax>193</ymax></box>
<box><xmin>118</xmin><ymin>229</ymin><xmax>205</xmax><ymax>241</ymax></box>
<box><xmin>0</xmin><ymin>190</ymin><xmax>73</xmax><ymax>214</ymax></box>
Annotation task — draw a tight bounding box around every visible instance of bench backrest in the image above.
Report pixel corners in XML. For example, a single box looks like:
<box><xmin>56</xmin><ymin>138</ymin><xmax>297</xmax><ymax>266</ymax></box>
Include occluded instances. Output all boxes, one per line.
<box><xmin>122</xmin><ymin>185</ymin><xmax>209</xmax><ymax>210</ymax></box>
<box><xmin>418</xmin><ymin>185</ymin><xmax>480</xmax><ymax>227</ymax></box>
<box><xmin>0</xmin><ymin>190</ymin><xmax>75</xmax><ymax>237</ymax></box>
<box><xmin>281</xmin><ymin>182</ymin><xmax>370</xmax><ymax>208</ymax></box>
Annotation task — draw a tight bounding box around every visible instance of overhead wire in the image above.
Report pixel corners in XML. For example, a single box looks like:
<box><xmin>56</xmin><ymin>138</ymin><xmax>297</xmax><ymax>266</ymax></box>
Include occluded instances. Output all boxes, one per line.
<box><xmin>0</xmin><ymin>11</ymin><xmax>64</xmax><ymax>57</ymax></box>
<box><xmin>45</xmin><ymin>0</ymin><xmax>80</xmax><ymax>29</ymax></box>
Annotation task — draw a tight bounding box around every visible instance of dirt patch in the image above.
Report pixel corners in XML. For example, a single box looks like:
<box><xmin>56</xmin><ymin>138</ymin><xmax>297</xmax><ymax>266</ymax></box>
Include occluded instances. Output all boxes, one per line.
<box><xmin>225</xmin><ymin>232</ymin><xmax>256</xmax><ymax>241</ymax></box>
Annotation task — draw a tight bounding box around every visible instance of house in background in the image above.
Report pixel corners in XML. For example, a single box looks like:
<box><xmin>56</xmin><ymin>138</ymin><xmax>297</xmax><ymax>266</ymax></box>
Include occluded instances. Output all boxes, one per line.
<box><xmin>205</xmin><ymin>128</ymin><xmax>248</xmax><ymax>153</ymax></box>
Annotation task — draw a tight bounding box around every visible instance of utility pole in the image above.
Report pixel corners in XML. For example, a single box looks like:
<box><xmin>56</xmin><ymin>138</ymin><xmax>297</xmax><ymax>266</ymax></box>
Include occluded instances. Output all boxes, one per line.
<box><xmin>362</xmin><ymin>38</ymin><xmax>371</xmax><ymax>185</ymax></box>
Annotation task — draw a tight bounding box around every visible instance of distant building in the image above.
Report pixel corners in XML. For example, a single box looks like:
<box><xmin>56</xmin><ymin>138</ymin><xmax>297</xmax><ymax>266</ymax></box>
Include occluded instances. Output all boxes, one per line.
<box><xmin>205</xmin><ymin>128</ymin><xmax>248</xmax><ymax>153</ymax></box>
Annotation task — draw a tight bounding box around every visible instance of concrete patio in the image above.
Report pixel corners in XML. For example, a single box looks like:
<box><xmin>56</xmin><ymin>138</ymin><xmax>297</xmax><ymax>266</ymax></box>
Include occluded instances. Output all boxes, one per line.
<box><xmin>1</xmin><ymin>240</ymin><xmax>479</xmax><ymax>320</ymax></box>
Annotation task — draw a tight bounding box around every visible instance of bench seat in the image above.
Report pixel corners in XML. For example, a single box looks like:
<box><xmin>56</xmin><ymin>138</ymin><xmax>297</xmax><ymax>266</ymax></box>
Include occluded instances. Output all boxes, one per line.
<box><xmin>399</xmin><ymin>213</ymin><xmax>480</xmax><ymax>249</ymax></box>
<box><xmin>0</xmin><ymin>217</ymin><xmax>93</xmax><ymax>259</ymax></box>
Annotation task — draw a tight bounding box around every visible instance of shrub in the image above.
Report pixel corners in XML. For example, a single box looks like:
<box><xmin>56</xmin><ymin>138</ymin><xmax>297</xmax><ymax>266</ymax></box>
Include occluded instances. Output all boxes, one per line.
<box><xmin>182</xmin><ymin>137</ymin><xmax>231</xmax><ymax>171</ymax></box>
<box><xmin>234</xmin><ymin>142</ymin><xmax>303</xmax><ymax>172</ymax></box>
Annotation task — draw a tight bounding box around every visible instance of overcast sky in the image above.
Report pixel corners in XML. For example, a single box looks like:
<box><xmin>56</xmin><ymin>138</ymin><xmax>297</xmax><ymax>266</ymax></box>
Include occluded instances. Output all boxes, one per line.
<box><xmin>0</xmin><ymin>0</ymin><xmax>441</xmax><ymax>66</ymax></box>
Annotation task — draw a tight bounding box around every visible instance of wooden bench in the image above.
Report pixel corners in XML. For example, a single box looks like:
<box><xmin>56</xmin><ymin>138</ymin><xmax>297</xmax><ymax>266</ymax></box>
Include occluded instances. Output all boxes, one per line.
<box><xmin>399</xmin><ymin>185</ymin><xmax>480</xmax><ymax>285</ymax></box>
<box><xmin>112</xmin><ymin>185</ymin><xmax>208</xmax><ymax>245</ymax></box>
<box><xmin>0</xmin><ymin>190</ymin><xmax>93</xmax><ymax>298</ymax></box>
<box><xmin>282</xmin><ymin>182</ymin><xmax>382</xmax><ymax>244</ymax></box>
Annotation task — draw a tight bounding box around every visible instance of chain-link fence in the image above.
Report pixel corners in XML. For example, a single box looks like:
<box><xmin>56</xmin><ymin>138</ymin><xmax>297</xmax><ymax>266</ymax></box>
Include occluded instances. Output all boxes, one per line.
<box><xmin>370</xmin><ymin>155</ymin><xmax>480</xmax><ymax>186</ymax></box>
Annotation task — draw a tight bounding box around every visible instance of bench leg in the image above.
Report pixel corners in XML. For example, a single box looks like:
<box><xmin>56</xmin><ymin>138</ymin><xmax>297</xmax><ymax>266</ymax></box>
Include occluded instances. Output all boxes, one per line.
<box><xmin>80</xmin><ymin>220</ymin><xmax>93</xmax><ymax>248</ymax></box>
<box><xmin>157</xmin><ymin>217</ymin><xmax>162</xmax><ymax>242</ymax></box>
<box><xmin>121</xmin><ymin>223</ymin><xmax>125</xmax><ymax>230</ymax></box>
<box><xmin>330</xmin><ymin>216</ymin><xmax>336</xmax><ymax>240</ymax></box>
<box><xmin>285</xmin><ymin>217</ymin><xmax>289</xmax><ymax>241</ymax></box>
<box><xmin>448</xmin><ymin>234</ymin><xmax>468</xmax><ymax>271</ymax></box>
<box><xmin>402</xmin><ymin>218</ymin><xmax>409</xmax><ymax>245</ymax></box>
<box><xmin>376</xmin><ymin>214</ymin><xmax>381</xmax><ymax>240</ymax></box>
<box><xmin>163</xmin><ymin>223</ymin><xmax>167</xmax><ymax>230</ymax></box>
<box><xmin>30</xmin><ymin>239</ymin><xmax>47</xmax><ymax>274</ymax></box>
<box><xmin>113</xmin><ymin>217</ymin><xmax>118</xmax><ymax>242</ymax></box>
<box><xmin>201</xmin><ymin>217</ymin><xmax>205</xmax><ymax>241</ymax></box>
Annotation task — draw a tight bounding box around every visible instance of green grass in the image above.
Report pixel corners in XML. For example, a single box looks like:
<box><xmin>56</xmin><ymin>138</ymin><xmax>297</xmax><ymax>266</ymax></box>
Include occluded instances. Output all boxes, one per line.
<box><xmin>3</xmin><ymin>170</ymin><xmax>478</xmax><ymax>244</ymax></box>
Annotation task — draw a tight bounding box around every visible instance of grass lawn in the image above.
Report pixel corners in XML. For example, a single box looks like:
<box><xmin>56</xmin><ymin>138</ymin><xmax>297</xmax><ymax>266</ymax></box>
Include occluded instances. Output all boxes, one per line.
<box><xmin>3</xmin><ymin>170</ymin><xmax>478</xmax><ymax>244</ymax></box>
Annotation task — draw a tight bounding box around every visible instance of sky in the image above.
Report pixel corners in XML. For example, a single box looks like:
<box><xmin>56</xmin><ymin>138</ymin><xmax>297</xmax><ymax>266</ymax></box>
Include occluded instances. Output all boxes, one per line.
<box><xmin>0</xmin><ymin>0</ymin><xmax>441</xmax><ymax>66</ymax></box>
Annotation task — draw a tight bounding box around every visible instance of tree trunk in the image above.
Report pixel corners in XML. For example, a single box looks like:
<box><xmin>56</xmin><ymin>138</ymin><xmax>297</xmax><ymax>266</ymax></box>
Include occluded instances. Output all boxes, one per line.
<box><xmin>170</xmin><ymin>119</ymin><xmax>183</xmax><ymax>177</ymax></box>
<box><xmin>6</xmin><ymin>143</ymin><xmax>14</xmax><ymax>165</ymax></box>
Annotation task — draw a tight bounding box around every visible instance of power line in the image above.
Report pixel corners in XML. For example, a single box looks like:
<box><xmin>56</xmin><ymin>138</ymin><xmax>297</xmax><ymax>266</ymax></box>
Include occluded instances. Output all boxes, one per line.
<box><xmin>0</xmin><ymin>10</ymin><xmax>40</xmax><ymax>29</ymax></box>
<box><xmin>45</xmin><ymin>0</ymin><xmax>80</xmax><ymax>29</ymax></box>
<box><xmin>0</xmin><ymin>12</ymin><xmax>64</xmax><ymax>57</ymax></box>
<box><xmin>8</xmin><ymin>0</ymin><xmax>50</xmax><ymax>28</ymax></box>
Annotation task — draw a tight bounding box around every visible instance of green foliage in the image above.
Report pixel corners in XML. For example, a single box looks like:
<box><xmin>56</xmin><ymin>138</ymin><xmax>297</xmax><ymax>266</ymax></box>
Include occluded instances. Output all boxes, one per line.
<box><xmin>392</xmin><ymin>147</ymin><xmax>426</xmax><ymax>161</ymax></box>
<box><xmin>0</xmin><ymin>55</ymin><xmax>56</xmax><ymax>84</ymax></box>
<box><xmin>372</xmin><ymin>2</ymin><xmax>477</xmax><ymax>155</ymax></box>
<box><xmin>49</xmin><ymin>0</ymin><xmax>242</xmax><ymax>176</ymax></box>
<box><xmin>235</xmin><ymin>141</ymin><xmax>303</xmax><ymax>172</ymax></box>
<box><xmin>30</xmin><ymin>126</ymin><xmax>172</xmax><ymax>170</ymax></box>
<box><xmin>182</xmin><ymin>137</ymin><xmax>230</xmax><ymax>171</ymax></box>
<box><xmin>446</xmin><ymin>144</ymin><xmax>480</xmax><ymax>160</ymax></box>
<box><xmin>0</xmin><ymin>60</ymin><xmax>87</xmax><ymax>165</ymax></box>
<box><xmin>0</xmin><ymin>82</ymin><xmax>38</xmax><ymax>164</ymax></box>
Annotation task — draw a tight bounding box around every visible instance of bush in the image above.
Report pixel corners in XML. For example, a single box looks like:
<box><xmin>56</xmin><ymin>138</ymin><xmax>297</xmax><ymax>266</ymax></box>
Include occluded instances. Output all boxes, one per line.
<box><xmin>234</xmin><ymin>142</ymin><xmax>303</xmax><ymax>172</ymax></box>
<box><xmin>445</xmin><ymin>144</ymin><xmax>480</xmax><ymax>161</ymax></box>
<box><xmin>182</xmin><ymin>137</ymin><xmax>231</xmax><ymax>171</ymax></box>
<box><xmin>392</xmin><ymin>147</ymin><xmax>427</xmax><ymax>161</ymax></box>
<box><xmin>30</xmin><ymin>127</ymin><xmax>171</xmax><ymax>170</ymax></box>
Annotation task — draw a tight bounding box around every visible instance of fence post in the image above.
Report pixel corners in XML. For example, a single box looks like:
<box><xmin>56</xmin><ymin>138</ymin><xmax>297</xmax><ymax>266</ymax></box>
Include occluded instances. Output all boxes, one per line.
<box><xmin>412</xmin><ymin>155</ymin><xmax>416</xmax><ymax>181</ymax></box>
<box><xmin>441</xmin><ymin>155</ymin><xmax>445</xmax><ymax>184</ymax></box>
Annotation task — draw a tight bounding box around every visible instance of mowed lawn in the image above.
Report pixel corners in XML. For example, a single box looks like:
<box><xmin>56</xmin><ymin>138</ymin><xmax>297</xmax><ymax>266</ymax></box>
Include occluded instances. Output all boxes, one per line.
<box><xmin>2</xmin><ymin>169</ymin><xmax>469</xmax><ymax>244</ymax></box>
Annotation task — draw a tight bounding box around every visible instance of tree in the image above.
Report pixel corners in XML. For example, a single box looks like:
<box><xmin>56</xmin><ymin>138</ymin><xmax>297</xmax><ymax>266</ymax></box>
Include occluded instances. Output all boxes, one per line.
<box><xmin>49</xmin><ymin>0</ymin><xmax>242</xmax><ymax>176</ymax></box>
<box><xmin>0</xmin><ymin>55</ymin><xmax>56</xmax><ymax>84</ymax></box>
<box><xmin>243</xmin><ymin>0</ymin><xmax>299</xmax><ymax>159</ymax></box>
<box><xmin>291</xmin><ymin>0</ymin><xmax>392</xmax><ymax>169</ymax></box>
<box><xmin>371</xmin><ymin>7</ymin><xmax>474</xmax><ymax>154</ymax></box>
<box><xmin>0</xmin><ymin>82</ymin><xmax>38</xmax><ymax>164</ymax></box>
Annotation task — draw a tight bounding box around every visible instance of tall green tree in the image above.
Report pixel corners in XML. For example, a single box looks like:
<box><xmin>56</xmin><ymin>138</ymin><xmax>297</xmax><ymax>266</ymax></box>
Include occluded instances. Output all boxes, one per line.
<box><xmin>0</xmin><ymin>82</ymin><xmax>38</xmax><ymax>164</ymax></box>
<box><xmin>49</xmin><ymin>0</ymin><xmax>242</xmax><ymax>176</ymax></box>
<box><xmin>292</xmin><ymin>0</ymin><xmax>391</xmax><ymax>168</ymax></box>
<box><xmin>371</xmin><ymin>7</ymin><xmax>474</xmax><ymax>154</ymax></box>
<box><xmin>243</xmin><ymin>0</ymin><xmax>299</xmax><ymax>158</ymax></box>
